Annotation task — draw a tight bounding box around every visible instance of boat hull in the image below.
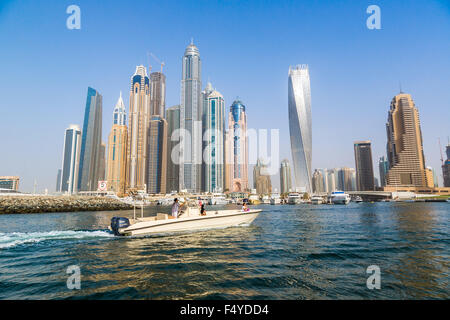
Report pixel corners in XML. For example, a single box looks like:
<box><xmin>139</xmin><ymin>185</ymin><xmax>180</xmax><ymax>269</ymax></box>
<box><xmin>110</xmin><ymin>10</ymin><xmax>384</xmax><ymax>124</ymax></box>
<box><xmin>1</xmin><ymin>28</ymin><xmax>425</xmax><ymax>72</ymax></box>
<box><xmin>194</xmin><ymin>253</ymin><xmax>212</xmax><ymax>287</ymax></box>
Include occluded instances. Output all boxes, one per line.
<box><xmin>117</xmin><ymin>210</ymin><xmax>261</xmax><ymax>236</ymax></box>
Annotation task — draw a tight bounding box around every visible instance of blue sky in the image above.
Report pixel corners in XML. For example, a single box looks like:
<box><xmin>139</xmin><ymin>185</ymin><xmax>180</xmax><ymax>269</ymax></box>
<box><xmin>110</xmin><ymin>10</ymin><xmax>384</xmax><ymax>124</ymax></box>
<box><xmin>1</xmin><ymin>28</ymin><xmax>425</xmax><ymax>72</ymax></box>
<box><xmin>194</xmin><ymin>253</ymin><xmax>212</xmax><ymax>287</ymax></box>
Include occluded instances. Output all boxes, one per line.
<box><xmin>0</xmin><ymin>0</ymin><xmax>449</xmax><ymax>192</ymax></box>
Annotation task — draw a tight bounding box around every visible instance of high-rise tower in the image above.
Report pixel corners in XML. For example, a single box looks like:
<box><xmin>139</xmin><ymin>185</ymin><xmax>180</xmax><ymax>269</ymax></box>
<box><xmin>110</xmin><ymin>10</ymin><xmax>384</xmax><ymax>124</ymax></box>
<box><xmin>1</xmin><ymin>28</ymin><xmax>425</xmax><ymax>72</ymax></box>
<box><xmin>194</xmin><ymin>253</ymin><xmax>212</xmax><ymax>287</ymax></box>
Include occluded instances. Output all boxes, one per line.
<box><xmin>354</xmin><ymin>141</ymin><xmax>375</xmax><ymax>191</ymax></box>
<box><xmin>443</xmin><ymin>144</ymin><xmax>450</xmax><ymax>187</ymax></box>
<box><xmin>78</xmin><ymin>87</ymin><xmax>103</xmax><ymax>191</ymax></box>
<box><xmin>60</xmin><ymin>124</ymin><xmax>82</xmax><ymax>194</ymax></box>
<box><xmin>180</xmin><ymin>41</ymin><xmax>202</xmax><ymax>193</ymax></box>
<box><xmin>378</xmin><ymin>156</ymin><xmax>389</xmax><ymax>187</ymax></box>
<box><xmin>166</xmin><ymin>105</ymin><xmax>181</xmax><ymax>193</ymax></box>
<box><xmin>253</xmin><ymin>158</ymin><xmax>272</xmax><ymax>195</ymax></box>
<box><xmin>288</xmin><ymin>65</ymin><xmax>312</xmax><ymax>193</ymax></box>
<box><xmin>146</xmin><ymin>116</ymin><xmax>168</xmax><ymax>194</ymax></box>
<box><xmin>385</xmin><ymin>93</ymin><xmax>429</xmax><ymax>187</ymax></box>
<box><xmin>225</xmin><ymin>99</ymin><xmax>248</xmax><ymax>192</ymax></box>
<box><xmin>312</xmin><ymin>169</ymin><xmax>325</xmax><ymax>193</ymax></box>
<box><xmin>150</xmin><ymin>72</ymin><xmax>166</xmax><ymax>118</ymax></box>
<box><xmin>202</xmin><ymin>82</ymin><xmax>225</xmax><ymax>193</ymax></box>
<box><xmin>126</xmin><ymin>65</ymin><xmax>151</xmax><ymax>192</ymax></box>
<box><xmin>280</xmin><ymin>159</ymin><xmax>292</xmax><ymax>194</ymax></box>
<box><xmin>107</xmin><ymin>92</ymin><xmax>128</xmax><ymax>196</ymax></box>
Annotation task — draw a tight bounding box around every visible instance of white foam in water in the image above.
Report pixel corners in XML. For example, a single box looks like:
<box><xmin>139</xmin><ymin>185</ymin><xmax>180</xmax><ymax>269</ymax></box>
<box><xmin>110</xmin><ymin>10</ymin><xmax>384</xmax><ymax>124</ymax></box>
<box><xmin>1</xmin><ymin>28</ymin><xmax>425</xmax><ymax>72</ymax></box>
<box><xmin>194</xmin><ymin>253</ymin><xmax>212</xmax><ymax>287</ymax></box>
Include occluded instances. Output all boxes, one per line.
<box><xmin>0</xmin><ymin>230</ymin><xmax>115</xmax><ymax>249</ymax></box>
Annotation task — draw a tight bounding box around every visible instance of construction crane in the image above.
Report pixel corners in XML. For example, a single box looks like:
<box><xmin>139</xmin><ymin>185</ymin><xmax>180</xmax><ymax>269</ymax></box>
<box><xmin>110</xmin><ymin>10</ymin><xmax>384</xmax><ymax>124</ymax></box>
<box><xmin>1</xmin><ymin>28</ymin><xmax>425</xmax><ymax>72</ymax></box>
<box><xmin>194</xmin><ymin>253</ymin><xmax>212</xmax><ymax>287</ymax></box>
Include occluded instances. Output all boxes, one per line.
<box><xmin>439</xmin><ymin>138</ymin><xmax>444</xmax><ymax>166</ymax></box>
<box><xmin>149</xmin><ymin>52</ymin><xmax>165</xmax><ymax>73</ymax></box>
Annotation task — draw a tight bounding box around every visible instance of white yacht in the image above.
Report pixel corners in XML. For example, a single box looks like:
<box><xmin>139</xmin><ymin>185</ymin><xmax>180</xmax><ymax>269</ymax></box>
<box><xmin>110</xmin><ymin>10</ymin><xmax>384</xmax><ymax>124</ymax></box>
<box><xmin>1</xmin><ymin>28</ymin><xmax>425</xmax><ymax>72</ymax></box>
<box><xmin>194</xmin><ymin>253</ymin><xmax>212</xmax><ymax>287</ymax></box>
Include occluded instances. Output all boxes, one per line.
<box><xmin>261</xmin><ymin>195</ymin><xmax>271</xmax><ymax>204</ymax></box>
<box><xmin>330</xmin><ymin>191</ymin><xmax>351</xmax><ymax>205</ymax></box>
<box><xmin>110</xmin><ymin>202</ymin><xmax>261</xmax><ymax>236</ymax></box>
<box><xmin>287</xmin><ymin>192</ymin><xmax>302</xmax><ymax>204</ymax></box>
<box><xmin>310</xmin><ymin>196</ymin><xmax>324</xmax><ymax>205</ymax></box>
<box><xmin>270</xmin><ymin>193</ymin><xmax>281</xmax><ymax>205</ymax></box>
<box><xmin>208</xmin><ymin>194</ymin><xmax>228</xmax><ymax>205</ymax></box>
<box><xmin>157</xmin><ymin>197</ymin><xmax>175</xmax><ymax>206</ymax></box>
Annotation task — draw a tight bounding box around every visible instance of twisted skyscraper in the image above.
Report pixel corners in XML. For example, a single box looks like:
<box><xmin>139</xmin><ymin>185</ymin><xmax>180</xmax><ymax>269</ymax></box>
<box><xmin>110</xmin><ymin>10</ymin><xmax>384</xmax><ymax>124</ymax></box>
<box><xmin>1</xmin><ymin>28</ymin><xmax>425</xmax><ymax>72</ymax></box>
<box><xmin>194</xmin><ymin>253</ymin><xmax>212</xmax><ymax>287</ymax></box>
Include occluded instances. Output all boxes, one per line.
<box><xmin>288</xmin><ymin>65</ymin><xmax>312</xmax><ymax>193</ymax></box>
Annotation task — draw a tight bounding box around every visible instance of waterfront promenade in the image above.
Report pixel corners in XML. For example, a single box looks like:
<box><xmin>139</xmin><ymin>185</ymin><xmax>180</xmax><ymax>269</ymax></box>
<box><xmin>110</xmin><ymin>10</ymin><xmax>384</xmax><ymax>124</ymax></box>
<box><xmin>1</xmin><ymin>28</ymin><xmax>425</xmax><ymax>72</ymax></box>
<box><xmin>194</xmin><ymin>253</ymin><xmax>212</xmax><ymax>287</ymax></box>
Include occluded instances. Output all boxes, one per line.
<box><xmin>0</xmin><ymin>196</ymin><xmax>133</xmax><ymax>214</ymax></box>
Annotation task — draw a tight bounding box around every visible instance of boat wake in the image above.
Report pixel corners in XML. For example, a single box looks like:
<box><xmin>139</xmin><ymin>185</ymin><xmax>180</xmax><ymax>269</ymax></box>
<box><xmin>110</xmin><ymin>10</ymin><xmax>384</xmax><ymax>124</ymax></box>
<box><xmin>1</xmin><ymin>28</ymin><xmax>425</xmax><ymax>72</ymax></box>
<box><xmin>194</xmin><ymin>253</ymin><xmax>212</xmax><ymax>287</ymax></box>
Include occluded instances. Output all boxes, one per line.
<box><xmin>0</xmin><ymin>230</ymin><xmax>114</xmax><ymax>249</ymax></box>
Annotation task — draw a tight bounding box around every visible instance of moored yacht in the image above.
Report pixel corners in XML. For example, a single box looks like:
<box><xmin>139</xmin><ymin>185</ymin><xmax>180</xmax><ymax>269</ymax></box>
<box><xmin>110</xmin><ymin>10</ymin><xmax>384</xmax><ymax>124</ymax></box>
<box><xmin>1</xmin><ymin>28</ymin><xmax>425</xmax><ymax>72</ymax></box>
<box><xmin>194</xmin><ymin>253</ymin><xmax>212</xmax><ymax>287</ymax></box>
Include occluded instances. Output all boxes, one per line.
<box><xmin>270</xmin><ymin>192</ymin><xmax>281</xmax><ymax>205</ymax></box>
<box><xmin>208</xmin><ymin>194</ymin><xmax>228</xmax><ymax>205</ymax></box>
<box><xmin>330</xmin><ymin>191</ymin><xmax>351</xmax><ymax>205</ymax></box>
<box><xmin>261</xmin><ymin>195</ymin><xmax>271</xmax><ymax>204</ymax></box>
<box><xmin>287</xmin><ymin>192</ymin><xmax>302</xmax><ymax>204</ymax></box>
<box><xmin>249</xmin><ymin>193</ymin><xmax>261</xmax><ymax>205</ymax></box>
<box><xmin>310</xmin><ymin>196</ymin><xmax>324</xmax><ymax>204</ymax></box>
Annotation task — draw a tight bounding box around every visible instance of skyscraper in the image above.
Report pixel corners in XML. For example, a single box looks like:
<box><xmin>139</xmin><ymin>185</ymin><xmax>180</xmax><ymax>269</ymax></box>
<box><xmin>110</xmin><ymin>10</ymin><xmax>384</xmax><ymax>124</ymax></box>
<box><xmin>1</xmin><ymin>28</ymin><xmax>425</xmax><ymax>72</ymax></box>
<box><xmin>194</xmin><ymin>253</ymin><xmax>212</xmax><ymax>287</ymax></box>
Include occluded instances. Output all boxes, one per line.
<box><xmin>146</xmin><ymin>116</ymin><xmax>168</xmax><ymax>194</ymax></box>
<box><xmin>280</xmin><ymin>159</ymin><xmax>292</xmax><ymax>194</ymax></box>
<box><xmin>126</xmin><ymin>65</ymin><xmax>151</xmax><ymax>192</ymax></box>
<box><xmin>78</xmin><ymin>87</ymin><xmax>103</xmax><ymax>191</ymax></box>
<box><xmin>150</xmin><ymin>71</ymin><xmax>166</xmax><ymax>118</ymax></box>
<box><xmin>425</xmin><ymin>167</ymin><xmax>435</xmax><ymax>188</ymax></box>
<box><xmin>354</xmin><ymin>141</ymin><xmax>375</xmax><ymax>191</ymax></box>
<box><xmin>385</xmin><ymin>93</ymin><xmax>429</xmax><ymax>187</ymax></box>
<box><xmin>98</xmin><ymin>142</ymin><xmax>106</xmax><ymax>183</ymax></box>
<box><xmin>253</xmin><ymin>158</ymin><xmax>272</xmax><ymax>195</ymax></box>
<box><xmin>326</xmin><ymin>169</ymin><xmax>336</xmax><ymax>193</ymax></box>
<box><xmin>378</xmin><ymin>156</ymin><xmax>389</xmax><ymax>187</ymax></box>
<box><xmin>166</xmin><ymin>105</ymin><xmax>181</xmax><ymax>193</ymax></box>
<box><xmin>288</xmin><ymin>65</ymin><xmax>312</xmax><ymax>193</ymax></box>
<box><xmin>56</xmin><ymin>169</ymin><xmax>61</xmax><ymax>192</ymax></box>
<box><xmin>106</xmin><ymin>92</ymin><xmax>128</xmax><ymax>196</ymax></box>
<box><xmin>443</xmin><ymin>143</ymin><xmax>450</xmax><ymax>187</ymax></box>
<box><xmin>225</xmin><ymin>99</ymin><xmax>248</xmax><ymax>192</ymax></box>
<box><xmin>202</xmin><ymin>83</ymin><xmax>225</xmax><ymax>193</ymax></box>
<box><xmin>337</xmin><ymin>167</ymin><xmax>355</xmax><ymax>191</ymax></box>
<box><xmin>312</xmin><ymin>169</ymin><xmax>325</xmax><ymax>193</ymax></box>
<box><xmin>60</xmin><ymin>124</ymin><xmax>82</xmax><ymax>194</ymax></box>
<box><xmin>180</xmin><ymin>41</ymin><xmax>202</xmax><ymax>193</ymax></box>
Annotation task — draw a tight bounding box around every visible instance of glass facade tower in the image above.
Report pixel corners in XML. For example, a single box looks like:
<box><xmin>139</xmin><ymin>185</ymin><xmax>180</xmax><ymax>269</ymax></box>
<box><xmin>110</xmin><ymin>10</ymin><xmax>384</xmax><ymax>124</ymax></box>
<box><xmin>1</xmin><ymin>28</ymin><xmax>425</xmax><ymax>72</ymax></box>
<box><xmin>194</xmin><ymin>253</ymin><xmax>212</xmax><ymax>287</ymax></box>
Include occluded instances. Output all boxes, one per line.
<box><xmin>78</xmin><ymin>87</ymin><xmax>103</xmax><ymax>191</ymax></box>
<box><xmin>288</xmin><ymin>65</ymin><xmax>312</xmax><ymax>193</ymax></box>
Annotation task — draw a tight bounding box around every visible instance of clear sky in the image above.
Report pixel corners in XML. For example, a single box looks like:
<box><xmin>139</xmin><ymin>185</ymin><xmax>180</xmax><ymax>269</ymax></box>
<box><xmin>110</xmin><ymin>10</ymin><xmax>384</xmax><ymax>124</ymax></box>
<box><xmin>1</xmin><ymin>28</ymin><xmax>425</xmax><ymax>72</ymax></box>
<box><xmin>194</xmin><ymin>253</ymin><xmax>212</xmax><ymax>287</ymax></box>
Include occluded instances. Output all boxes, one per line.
<box><xmin>0</xmin><ymin>0</ymin><xmax>449</xmax><ymax>193</ymax></box>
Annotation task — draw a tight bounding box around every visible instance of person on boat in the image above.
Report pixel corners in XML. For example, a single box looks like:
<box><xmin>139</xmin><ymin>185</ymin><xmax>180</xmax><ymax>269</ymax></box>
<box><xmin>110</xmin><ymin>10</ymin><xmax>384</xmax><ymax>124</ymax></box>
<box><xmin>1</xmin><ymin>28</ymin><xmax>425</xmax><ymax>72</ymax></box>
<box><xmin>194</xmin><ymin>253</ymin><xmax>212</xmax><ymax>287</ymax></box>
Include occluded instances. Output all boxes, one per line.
<box><xmin>171</xmin><ymin>198</ymin><xmax>184</xmax><ymax>218</ymax></box>
<box><xmin>242</xmin><ymin>202</ymin><xmax>249</xmax><ymax>212</ymax></box>
<box><xmin>200</xmin><ymin>204</ymin><xmax>206</xmax><ymax>216</ymax></box>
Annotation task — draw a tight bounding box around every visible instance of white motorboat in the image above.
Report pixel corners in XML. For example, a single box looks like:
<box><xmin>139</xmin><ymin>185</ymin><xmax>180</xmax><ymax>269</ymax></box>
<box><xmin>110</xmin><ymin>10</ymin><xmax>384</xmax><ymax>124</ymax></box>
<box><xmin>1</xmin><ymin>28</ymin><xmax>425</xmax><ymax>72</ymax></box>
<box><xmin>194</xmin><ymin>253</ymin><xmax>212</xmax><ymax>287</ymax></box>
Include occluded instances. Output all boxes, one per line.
<box><xmin>353</xmin><ymin>196</ymin><xmax>363</xmax><ymax>203</ymax></box>
<box><xmin>287</xmin><ymin>192</ymin><xmax>302</xmax><ymax>204</ymax></box>
<box><xmin>208</xmin><ymin>194</ymin><xmax>228</xmax><ymax>205</ymax></box>
<box><xmin>331</xmin><ymin>191</ymin><xmax>351</xmax><ymax>205</ymax></box>
<box><xmin>310</xmin><ymin>196</ymin><xmax>323</xmax><ymax>205</ymax></box>
<box><xmin>261</xmin><ymin>195</ymin><xmax>271</xmax><ymax>204</ymax></box>
<box><xmin>110</xmin><ymin>205</ymin><xmax>262</xmax><ymax>236</ymax></box>
<box><xmin>270</xmin><ymin>193</ymin><xmax>281</xmax><ymax>205</ymax></box>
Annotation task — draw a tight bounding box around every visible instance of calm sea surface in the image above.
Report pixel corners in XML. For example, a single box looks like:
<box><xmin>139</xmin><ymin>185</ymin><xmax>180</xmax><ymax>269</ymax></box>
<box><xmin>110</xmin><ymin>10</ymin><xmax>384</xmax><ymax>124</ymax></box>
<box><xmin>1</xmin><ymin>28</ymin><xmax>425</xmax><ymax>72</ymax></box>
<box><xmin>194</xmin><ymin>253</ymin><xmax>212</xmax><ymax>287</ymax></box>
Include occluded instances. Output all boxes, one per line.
<box><xmin>0</xmin><ymin>202</ymin><xmax>448</xmax><ymax>299</ymax></box>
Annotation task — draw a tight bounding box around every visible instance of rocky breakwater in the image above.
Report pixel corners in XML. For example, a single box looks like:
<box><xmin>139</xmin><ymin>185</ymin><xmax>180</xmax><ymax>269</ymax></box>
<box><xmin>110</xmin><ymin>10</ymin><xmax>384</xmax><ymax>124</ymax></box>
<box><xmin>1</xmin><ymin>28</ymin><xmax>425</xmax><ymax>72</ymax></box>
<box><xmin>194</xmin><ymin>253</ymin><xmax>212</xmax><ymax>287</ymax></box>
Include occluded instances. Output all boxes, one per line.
<box><xmin>0</xmin><ymin>196</ymin><xmax>133</xmax><ymax>214</ymax></box>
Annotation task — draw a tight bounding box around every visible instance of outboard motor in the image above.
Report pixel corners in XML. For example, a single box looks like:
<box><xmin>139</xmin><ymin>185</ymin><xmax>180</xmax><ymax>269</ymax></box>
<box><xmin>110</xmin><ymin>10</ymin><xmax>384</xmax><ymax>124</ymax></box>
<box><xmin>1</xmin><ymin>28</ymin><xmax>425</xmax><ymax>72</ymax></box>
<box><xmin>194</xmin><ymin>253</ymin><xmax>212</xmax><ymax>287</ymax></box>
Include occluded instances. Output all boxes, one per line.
<box><xmin>110</xmin><ymin>217</ymin><xmax>130</xmax><ymax>236</ymax></box>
